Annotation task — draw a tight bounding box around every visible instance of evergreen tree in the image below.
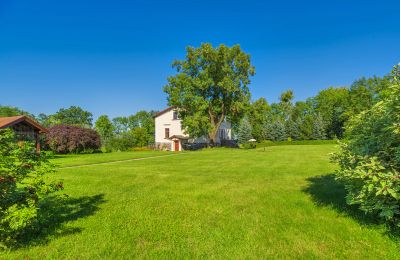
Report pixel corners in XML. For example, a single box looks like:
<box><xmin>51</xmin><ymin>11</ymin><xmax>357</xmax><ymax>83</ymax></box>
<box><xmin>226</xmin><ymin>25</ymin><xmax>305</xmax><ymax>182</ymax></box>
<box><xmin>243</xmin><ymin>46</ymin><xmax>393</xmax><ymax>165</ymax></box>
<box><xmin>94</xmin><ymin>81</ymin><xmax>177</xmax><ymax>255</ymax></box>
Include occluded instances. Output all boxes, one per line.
<box><xmin>237</xmin><ymin>116</ymin><xmax>253</xmax><ymax>144</ymax></box>
<box><xmin>285</xmin><ymin>119</ymin><xmax>301</xmax><ymax>140</ymax></box>
<box><xmin>311</xmin><ymin>113</ymin><xmax>326</xmax><ymax>140</ymax></box>
<box><xmin>263</xmin><ymin>118</ymin><xmax>287</xmax><ymax>141</ymax></box>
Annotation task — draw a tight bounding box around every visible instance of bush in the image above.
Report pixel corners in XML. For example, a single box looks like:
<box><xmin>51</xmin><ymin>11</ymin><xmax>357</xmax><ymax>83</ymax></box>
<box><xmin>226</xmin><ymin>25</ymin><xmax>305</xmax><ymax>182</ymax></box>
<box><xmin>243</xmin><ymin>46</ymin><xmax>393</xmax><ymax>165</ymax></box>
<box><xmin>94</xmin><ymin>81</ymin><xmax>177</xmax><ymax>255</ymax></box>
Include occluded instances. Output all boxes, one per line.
<box><xmin>106</xmin><ymin>131</ymin><xmax>136</xmax><ymax>152</ymax></box>
<box><xmin>46</xmin><ymin>125</ymin><xmax>101</xmax><ymax>154</ymax></box>
<box><xmin>240</xmin><ymin>142</ymin><xmax>256</xmax><ymax>149</ymax></box>
<box><xmin>0</xmin><ymin>129</ymin><xmax>63</xmax><ymax>248</ymax></box>
<box><xmin>332</xmin><ymin>65</ymin><xmax>400</xmax><ymax>226</ymax></box>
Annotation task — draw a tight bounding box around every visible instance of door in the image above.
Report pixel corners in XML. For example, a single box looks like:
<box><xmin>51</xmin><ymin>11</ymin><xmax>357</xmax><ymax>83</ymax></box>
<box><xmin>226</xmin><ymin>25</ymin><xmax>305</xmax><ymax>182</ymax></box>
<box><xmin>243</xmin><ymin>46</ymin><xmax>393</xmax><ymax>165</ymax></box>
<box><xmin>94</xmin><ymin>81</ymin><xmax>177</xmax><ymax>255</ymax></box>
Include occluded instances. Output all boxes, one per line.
<box><xmin>174</xmin><ymin>140</ymin><xmax>180</xmax><ymax>151</ymax></box>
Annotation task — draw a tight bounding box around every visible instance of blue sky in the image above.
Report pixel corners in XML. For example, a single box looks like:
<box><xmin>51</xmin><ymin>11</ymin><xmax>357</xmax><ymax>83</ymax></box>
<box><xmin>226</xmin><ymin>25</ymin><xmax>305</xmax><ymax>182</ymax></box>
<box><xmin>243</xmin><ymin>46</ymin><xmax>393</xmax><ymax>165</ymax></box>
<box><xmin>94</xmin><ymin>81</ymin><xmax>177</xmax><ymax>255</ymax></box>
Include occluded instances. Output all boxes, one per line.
<box><xmin>1</xmin><ymin>0</ymin><xmax>399</xmax><ymax>119</ymax></box>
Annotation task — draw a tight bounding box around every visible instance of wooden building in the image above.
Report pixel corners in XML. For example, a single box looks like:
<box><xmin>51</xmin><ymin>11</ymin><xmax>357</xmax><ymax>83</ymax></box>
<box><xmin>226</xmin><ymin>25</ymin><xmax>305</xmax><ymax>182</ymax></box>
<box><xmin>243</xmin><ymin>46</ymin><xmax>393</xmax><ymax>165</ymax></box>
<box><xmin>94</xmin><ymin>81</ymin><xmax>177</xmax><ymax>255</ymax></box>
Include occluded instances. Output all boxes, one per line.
<box><xmin>0</xmin><ymin>115</ymin><xmax>47</xmax><ymax>151</ymax></box>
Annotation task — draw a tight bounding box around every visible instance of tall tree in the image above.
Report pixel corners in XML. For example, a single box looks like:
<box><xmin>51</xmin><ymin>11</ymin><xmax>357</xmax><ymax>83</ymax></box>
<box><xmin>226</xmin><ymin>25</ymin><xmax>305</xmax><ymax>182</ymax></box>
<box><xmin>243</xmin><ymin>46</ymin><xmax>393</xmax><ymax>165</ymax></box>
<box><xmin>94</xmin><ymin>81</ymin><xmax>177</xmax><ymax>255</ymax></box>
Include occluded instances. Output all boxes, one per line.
<box><xmin>95</xmin><ymin>115</ymin><xmax>115</xmax><ymax>146</ymax></box>
<box><xmin>311</xmin><ymin>87</ymin><xmax>349</xmax><ymax>138</ymax></box>
<box><xmin>52</xmin><ymin>106</ymin><xmax>93</xmax><ymax>127</ymax></box>
<box><xmin>248</xmin><ymin>98</ymin><xmax>270</xmax><ymax>141</ymax></box>
<box><xmin>164</xmin><ymin>43</ymin><xmax>255</xmax><ymax>144</ymax></box>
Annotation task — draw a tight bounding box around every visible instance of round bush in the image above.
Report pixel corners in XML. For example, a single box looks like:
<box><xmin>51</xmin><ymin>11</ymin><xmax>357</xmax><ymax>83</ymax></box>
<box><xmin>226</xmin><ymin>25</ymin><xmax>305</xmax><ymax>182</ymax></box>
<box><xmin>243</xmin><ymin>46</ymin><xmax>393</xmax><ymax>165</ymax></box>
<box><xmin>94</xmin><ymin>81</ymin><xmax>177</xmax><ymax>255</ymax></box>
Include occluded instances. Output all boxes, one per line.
<box><xmin>46</xmin><ymin>125</ymin><xmax>101</xmax><ymax>154</ymax></box>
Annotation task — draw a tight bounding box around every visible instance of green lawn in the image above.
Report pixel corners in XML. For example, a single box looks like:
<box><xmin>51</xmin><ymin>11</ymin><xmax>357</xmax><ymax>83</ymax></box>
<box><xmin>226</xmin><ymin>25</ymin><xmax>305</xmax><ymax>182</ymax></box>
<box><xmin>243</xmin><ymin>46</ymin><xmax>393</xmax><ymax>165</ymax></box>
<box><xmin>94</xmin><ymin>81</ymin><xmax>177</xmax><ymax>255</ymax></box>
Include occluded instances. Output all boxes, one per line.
<box><xmin>2</xmin><ymin>145</ymin><xmax>399</xmax><ymax>258</ymax></box>
<box><xmin>49</xmin><ymin>150</ymin><xmax>169</xmax><ymax>167</ymax></box>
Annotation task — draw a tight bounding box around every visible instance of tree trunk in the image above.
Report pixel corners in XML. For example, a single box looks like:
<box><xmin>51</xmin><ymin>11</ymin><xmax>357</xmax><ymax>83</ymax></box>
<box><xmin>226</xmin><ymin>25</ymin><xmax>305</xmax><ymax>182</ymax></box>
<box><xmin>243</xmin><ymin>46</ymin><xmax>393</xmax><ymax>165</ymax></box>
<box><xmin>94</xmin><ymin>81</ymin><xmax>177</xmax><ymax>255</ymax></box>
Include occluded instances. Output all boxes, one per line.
<box><xmin>209</xmin><ymin>130</ymin><xmax>218</xmax><ymax>146</ymax></box>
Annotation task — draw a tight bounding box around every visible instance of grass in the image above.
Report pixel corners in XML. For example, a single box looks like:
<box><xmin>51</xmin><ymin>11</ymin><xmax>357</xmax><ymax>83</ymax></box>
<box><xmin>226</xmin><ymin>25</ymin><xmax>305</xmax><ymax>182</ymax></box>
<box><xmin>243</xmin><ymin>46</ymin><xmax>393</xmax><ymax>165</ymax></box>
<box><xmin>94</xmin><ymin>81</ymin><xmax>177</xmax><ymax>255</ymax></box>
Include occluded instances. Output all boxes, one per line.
<box><xmin>256</xmin><ymin>139</ymin><xmax>337</xmax><ymax>148</ymax></box>
<box><xmin>49</xmin><ymin>150</ymin><xmax>170</xmax><ymax>167</ymax></box>
<box><xmin>2</xmin><ymin>145</ymin><xmax>400</xmax><ymax>258</ymax></box>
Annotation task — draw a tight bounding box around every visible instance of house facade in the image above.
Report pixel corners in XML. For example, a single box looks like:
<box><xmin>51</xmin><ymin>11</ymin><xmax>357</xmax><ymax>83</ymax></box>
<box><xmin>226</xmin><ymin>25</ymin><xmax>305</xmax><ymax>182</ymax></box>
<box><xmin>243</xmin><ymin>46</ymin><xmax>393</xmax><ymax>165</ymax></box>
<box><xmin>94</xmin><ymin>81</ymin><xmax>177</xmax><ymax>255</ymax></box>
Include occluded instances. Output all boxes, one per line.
<box><xmin>0</xmin><ymin>115</ymin><xmax>47</xmax><ymax>152</ymax></box>
<box><xmin>154</xmin><ymin>107</ymin><xmax>232</xmax><ymax>151</ymax></box>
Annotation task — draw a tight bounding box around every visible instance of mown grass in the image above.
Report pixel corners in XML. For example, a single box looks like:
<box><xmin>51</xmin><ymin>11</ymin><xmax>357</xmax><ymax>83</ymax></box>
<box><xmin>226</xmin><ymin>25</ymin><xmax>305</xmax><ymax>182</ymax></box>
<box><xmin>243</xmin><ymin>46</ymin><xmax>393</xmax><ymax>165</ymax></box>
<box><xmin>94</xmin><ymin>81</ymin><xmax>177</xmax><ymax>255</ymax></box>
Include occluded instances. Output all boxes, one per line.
<box><xmin>2</xmin><ymin>145</ymin><xmax>399</xmax><ymax>258</ymax></box>
<box><xmin>49</xmin><ymin>150</ymin><xmax>169</xmax><ymax>167</ymax></box>
<box><xmin>256</xmin><ymin>139</ymin><xmax>337</xmax><ymax>148</ymax></box>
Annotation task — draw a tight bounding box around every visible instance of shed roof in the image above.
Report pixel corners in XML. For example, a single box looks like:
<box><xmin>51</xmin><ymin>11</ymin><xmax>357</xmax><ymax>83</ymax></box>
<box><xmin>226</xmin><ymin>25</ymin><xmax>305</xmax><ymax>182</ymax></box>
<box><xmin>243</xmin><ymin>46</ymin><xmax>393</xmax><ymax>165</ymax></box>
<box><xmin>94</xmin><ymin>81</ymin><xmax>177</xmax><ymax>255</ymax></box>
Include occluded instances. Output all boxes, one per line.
<box><xmin>0</xmin><ymin>115</ymin><xmax>47</xmax><ymax>132</ymax></box>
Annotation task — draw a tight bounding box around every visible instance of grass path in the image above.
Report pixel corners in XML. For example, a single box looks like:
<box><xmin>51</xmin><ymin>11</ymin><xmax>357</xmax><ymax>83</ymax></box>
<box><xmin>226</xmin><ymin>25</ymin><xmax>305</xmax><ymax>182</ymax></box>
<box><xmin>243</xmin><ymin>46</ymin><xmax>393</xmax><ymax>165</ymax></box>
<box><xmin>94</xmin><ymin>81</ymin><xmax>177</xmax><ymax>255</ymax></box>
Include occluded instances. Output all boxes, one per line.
<box><xmin>2</xmin><ymin>145</ymin><xmax>399</xmax><ymax>259</ymax></box>
<box><xmin>59</xmin><ymin>153</ymin><xmax>188</xmax><ymax>169</ymax></box>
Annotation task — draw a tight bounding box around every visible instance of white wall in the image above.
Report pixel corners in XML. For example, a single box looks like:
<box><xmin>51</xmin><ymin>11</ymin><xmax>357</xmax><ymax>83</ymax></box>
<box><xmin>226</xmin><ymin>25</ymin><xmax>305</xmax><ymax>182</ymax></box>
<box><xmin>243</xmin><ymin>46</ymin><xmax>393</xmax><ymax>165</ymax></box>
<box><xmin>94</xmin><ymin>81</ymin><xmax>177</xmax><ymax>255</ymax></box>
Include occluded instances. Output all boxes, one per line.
<box><xmin>155</xmin><ymin>109</ymin><xmax>187</xmax><ymax>149</ymax></box>
<box><xmin>155</xmin><ymin>108</ymin><xmax>232</xmax><ymax>150</ymax></box>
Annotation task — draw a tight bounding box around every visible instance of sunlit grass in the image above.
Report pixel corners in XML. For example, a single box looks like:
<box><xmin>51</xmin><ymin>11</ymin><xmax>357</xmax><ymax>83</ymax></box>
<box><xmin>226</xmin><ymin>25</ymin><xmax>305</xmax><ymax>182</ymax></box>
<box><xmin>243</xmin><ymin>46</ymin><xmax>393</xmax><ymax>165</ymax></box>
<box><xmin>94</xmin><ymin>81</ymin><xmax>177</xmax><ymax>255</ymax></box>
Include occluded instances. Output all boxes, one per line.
<box><xmin>2</xmin><ymin>145</ymin><xmax>399</xmax><ymax>258</ymax></box>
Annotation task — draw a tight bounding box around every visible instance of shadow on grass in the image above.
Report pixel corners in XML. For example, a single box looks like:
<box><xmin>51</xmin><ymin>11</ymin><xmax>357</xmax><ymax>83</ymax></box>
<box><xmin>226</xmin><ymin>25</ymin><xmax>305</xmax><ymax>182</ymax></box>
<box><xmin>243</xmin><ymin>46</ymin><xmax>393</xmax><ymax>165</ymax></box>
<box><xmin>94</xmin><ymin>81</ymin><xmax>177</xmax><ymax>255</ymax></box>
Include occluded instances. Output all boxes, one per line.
<box><xmin>15</xmin><ymin>194</ymin><xmax>106</xmax><ymax>248</ymax></box>
<box><xmin>303</xmin><ymin>174</ymin><xmax>400</xmax><ymax>239</ymax></box>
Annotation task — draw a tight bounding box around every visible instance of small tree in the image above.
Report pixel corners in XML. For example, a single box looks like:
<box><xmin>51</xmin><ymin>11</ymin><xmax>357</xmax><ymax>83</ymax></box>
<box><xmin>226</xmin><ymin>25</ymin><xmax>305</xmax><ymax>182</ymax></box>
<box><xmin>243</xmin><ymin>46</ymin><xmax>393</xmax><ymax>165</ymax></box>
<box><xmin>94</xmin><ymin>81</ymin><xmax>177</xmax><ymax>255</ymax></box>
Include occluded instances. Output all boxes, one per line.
<box><xmin>0</xmin><ymin>129</ymin><xmax>63</xmax><ymax>248</ymax></box>
<box><xmin>237</xmin><ymin>116</ymin><xmax>253</xmax><ymax>144</ymax></box>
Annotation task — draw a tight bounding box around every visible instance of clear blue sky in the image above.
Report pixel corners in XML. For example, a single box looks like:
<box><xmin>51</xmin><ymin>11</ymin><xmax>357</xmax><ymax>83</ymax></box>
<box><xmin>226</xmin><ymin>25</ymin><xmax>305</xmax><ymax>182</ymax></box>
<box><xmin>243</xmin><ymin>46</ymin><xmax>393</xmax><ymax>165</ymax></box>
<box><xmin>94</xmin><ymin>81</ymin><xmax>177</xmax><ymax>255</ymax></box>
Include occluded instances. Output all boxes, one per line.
<box><xmin>1</xmin><ymin>0</ymin><xmax>399</xmax><ymax>119</ymax></box>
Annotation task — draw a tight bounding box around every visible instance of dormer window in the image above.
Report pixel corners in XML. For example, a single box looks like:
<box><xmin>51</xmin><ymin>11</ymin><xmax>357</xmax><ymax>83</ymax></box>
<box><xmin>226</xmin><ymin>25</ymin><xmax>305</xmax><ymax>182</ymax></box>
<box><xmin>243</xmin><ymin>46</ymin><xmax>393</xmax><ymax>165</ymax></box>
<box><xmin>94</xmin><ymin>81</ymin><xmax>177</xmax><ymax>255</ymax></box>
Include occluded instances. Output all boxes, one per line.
<box><xmin>173</xmin><ymin>111</ymin><xmax>179</xmax><ymax>120</ymax></box>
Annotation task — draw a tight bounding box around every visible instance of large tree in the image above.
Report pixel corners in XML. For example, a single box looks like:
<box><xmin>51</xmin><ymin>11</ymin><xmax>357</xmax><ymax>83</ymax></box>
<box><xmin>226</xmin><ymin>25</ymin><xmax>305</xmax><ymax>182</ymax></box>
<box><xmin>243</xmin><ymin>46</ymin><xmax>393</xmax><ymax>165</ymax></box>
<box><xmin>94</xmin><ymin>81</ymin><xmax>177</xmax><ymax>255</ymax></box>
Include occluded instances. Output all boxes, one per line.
<box><xmin>311</xmin><ymin>87</ymin><xmax>349</xmax><ymax>138</ymax></box>
<box><xmin>52</xmin><ymin>106</ymin><xmax>93</xmax><ymax>127</ymax></box>
<box><xmin>164</xmin><ymin>43</ymin><xmax>255</xmax><ymax>144</ymax></box>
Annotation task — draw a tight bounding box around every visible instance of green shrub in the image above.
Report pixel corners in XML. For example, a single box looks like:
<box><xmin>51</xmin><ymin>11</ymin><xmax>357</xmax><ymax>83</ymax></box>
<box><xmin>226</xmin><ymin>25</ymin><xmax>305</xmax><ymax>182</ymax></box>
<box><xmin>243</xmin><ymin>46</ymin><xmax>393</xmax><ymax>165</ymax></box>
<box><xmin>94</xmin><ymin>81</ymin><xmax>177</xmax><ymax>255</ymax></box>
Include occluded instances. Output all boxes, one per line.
<box><xmin>332</xmin><ymin>65</ymin><xmax>400</xmax><ymax>226</ymax></box>
<box><xmin>240</xmin><ymin>142</ymin><xmax>256</xmax><ymax>149</ymax></box>
<box><xmin>0</xmin><ymin>129</ymin><xmax>63</xmax><ymax>248</ymax></box>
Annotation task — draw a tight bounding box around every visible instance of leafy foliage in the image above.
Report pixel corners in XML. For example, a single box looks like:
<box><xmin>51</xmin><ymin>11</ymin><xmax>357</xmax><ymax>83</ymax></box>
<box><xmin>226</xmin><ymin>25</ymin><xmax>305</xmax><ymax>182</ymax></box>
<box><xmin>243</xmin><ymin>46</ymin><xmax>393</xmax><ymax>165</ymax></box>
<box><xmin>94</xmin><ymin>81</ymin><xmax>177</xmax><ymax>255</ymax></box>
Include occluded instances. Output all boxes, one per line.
<box><xmin>0</xmin><ymin>129</ymin><xmax>62</xmax><ymax>248</ymax></box>
<box><xmin>95</xmin><ymin>115</ymin><xmax>115</xmax><ymax>147</ymax></box>
<box><xmin>53</xmin><ymin>106</ymin><xmax>93</xmax><ymax>127</ymax></box>
<box><xmin>0</xmin><ymin>105</ymin><xmax>34</xmax><ymax>118</ymax></box>
<box><xmin>248</xmin><ymin>98</ymin><xmax>270</xmax><ymax>141</ymax></box>
<box><xmin>164</xmin><ymin>43</ymin><xmax>255</xmax><ymax>144</ymax></box>
<box><xmin>106</xmin><ymin>131</ymin><xmax>136</xmax><ymax>151</ymax></box>
<box><xmin>46</xmin><ymin>125</ymin><xmax>101</xmax><ymax>154</ymax></box>
<box><xmin>332</xmin><ymin>65</ymin><xmax>400</xmax><ymax>226</ymax></box>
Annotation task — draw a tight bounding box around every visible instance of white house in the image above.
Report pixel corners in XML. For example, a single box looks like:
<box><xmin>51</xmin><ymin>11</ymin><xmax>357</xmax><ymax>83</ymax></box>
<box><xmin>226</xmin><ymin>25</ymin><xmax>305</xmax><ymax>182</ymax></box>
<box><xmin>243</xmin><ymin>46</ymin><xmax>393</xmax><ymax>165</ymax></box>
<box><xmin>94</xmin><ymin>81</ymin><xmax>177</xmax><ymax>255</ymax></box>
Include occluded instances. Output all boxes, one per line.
<box><xmin>154</xmin><ymin>107</ymin><xmax>232</xmax><ymax>151</ymax></box>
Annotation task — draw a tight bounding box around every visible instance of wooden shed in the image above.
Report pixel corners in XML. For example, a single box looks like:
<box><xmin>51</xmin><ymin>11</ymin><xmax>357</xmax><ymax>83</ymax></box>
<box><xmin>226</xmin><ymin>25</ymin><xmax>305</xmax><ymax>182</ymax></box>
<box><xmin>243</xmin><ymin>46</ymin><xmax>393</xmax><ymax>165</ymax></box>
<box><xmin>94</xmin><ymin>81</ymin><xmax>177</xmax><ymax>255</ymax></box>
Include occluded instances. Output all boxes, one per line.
<box><xmin>0</xmin><ymin>115</ymin><xmax>47</xmax><ymax>152</ymax></box>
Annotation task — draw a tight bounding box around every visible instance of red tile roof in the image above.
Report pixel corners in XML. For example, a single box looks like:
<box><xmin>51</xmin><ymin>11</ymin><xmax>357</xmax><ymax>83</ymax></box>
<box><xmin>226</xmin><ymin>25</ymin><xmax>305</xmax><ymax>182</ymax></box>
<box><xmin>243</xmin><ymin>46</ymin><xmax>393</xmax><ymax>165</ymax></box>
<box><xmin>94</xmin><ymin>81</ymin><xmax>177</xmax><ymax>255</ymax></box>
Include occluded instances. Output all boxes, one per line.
<box><xmin>0</xmin><ymin>115</ymin><xmax>47</xmax><ymax>132</ymax></box>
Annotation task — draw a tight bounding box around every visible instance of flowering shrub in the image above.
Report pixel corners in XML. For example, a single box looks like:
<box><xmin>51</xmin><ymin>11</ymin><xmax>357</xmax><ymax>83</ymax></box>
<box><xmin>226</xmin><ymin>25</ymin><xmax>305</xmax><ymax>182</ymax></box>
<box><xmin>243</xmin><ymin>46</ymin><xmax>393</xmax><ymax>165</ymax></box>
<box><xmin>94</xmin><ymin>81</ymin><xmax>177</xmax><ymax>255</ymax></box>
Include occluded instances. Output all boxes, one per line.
<box><xmin>332</xmin><ymin>65</ymin><xmax>400</xmax><ymax>225</ymax></box>
<box><xmin>46</xmin><ymin>125</ymin><xmax>101</xmax><ymax>154</ymax></box>
<box><xmin>0</xmin><ymin>129</ymin><xmax>63</xmax><ymax>248</ymax></box>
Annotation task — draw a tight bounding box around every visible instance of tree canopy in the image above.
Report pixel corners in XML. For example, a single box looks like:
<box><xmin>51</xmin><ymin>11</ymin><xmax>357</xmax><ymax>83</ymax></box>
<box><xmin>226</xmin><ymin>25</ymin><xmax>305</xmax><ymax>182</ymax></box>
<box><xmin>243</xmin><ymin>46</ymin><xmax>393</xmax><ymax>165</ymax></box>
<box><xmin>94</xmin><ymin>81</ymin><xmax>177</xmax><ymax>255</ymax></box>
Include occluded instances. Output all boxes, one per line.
<box><xmin>164</xmin><ymin>43</ymin><xmax>255</xmax><ymax>144</ymax></box>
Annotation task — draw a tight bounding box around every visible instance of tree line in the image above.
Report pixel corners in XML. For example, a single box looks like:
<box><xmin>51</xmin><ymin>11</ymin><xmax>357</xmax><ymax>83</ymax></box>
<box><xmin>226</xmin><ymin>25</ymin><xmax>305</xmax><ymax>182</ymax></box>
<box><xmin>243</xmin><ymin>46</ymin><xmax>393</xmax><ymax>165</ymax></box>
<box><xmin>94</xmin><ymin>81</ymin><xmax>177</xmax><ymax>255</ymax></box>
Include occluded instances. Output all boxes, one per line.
<box><xmin>238</xmin><ymin>74</ymin><xmax>391</xmax><ymax>144</ymax></box>
<box><xmin>0</xmin><ymin>68</ymin><xmax>392</xmax><ymax>151</ymax></box>
<box><xmin>0</xmin><ymin>105</ymin><xmax>155</xmax><ymax>152</ymax></box>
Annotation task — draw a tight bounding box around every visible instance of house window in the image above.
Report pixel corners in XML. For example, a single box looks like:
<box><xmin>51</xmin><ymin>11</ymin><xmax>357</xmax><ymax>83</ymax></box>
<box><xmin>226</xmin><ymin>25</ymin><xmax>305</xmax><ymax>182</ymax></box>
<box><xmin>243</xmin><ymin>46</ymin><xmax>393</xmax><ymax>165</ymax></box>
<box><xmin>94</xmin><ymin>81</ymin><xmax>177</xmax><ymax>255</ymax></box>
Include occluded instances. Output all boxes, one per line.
<box><xmin>173</xmin><ymin>111</ymin><xmax>179</xmax><ymax>120</ymax></box>
<box><xmin>219</xmin><ymin>129</ymin><xmax>225</xmax><ymax>140</ymax></box>
<box><xmin>165</xmin><ymin>128</ymin><xmax>170</xmax><ymax>138</ymax></box>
